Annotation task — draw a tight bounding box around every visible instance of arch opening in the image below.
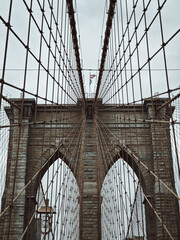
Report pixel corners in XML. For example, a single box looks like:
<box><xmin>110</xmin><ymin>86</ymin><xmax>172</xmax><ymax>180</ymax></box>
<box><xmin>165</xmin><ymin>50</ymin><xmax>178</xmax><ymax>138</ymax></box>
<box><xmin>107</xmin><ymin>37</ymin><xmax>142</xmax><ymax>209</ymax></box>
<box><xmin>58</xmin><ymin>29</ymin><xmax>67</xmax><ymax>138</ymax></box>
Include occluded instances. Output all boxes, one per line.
<box><xmin>35</xmin><ymin>158</ymin><xmax>80</xmax><ymax>240</ymax></box>
<box><xmin>101</xmin><ymin>158</ymin><xmax>146</xmax><ymax>240</ymax></box>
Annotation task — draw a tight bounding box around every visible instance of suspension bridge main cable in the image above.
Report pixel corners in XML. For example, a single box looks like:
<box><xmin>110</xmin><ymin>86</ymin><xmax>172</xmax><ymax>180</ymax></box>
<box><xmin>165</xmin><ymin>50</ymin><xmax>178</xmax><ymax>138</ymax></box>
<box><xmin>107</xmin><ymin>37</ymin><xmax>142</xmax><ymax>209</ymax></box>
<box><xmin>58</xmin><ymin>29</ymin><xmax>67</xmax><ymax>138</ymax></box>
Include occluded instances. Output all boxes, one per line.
<box><xmin>66</xmin><ymin>0</ymin><xmax>86</xmax><ymax>105</ymax></box>
<box><xmin>94</xmin><ymin>0</ymin><xmax>117</xmax><ymax>107</ymax></box>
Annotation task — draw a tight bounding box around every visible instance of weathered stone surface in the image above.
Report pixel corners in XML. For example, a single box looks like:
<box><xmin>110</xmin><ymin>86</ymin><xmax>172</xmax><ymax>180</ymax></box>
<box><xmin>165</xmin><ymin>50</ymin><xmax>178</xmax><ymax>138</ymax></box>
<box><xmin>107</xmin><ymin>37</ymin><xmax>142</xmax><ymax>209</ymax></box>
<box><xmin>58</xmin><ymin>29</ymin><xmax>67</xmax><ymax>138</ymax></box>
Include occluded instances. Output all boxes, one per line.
<box><xmin>81</xmin><ymin>118</ymin><xmax>100</xmax><ymax>239</ymax></box>
<box><xmin>0</xmin><ymin>98</ymin><xmax>179</xmax><ymax>240</ymax></box>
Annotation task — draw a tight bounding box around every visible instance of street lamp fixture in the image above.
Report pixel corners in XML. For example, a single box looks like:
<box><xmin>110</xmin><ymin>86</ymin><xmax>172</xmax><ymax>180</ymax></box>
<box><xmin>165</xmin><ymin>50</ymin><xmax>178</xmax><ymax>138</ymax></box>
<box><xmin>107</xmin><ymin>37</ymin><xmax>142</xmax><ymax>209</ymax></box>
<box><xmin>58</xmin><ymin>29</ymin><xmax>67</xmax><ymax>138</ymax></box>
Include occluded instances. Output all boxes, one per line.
<box><xmin>37</xmin><ymin>198</ymin><xmax>56</xmax><ymax>237</ymax></box>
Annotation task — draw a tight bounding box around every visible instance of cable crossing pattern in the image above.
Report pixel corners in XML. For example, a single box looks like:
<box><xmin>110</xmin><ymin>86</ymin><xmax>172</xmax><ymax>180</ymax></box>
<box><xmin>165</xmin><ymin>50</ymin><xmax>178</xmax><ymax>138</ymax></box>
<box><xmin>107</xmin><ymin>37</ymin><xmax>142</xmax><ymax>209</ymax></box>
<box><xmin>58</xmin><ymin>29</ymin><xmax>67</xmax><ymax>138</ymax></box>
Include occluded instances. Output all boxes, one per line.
<box><xmin>0</xmin><ymin>0</ymin><xmax>180</xmax><ymax>239</ymax></box>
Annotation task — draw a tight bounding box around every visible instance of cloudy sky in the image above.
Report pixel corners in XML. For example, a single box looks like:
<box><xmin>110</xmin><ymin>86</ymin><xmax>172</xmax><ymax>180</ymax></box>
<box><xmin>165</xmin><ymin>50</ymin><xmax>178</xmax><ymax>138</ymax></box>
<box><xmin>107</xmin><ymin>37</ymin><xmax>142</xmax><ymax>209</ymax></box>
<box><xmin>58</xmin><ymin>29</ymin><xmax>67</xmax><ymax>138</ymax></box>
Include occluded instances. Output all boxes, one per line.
<box><xmin>0</xmin><ymin>0</ymin><xmax>180</xmax><ymax>99</ymax></box>
<box><xmin>75</xmin><ymin>0</ymin><xmax>180</xmax><ymax>98</ymax></box>
<box><xmin>74</xmin><ymin>0</ymin><xmax>107</xmax><ymax>94</ymax></box>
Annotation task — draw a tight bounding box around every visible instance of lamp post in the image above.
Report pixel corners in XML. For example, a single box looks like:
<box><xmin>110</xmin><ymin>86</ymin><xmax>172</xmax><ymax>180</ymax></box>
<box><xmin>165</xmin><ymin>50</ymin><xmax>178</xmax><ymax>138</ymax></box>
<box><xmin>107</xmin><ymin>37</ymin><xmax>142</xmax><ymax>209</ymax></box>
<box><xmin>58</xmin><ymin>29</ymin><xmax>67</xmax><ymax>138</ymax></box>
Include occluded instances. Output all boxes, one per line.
<box><xmin>37</xmin><ymin>199</ymin><xmax>56</xmax><ymax>239</ymax></box>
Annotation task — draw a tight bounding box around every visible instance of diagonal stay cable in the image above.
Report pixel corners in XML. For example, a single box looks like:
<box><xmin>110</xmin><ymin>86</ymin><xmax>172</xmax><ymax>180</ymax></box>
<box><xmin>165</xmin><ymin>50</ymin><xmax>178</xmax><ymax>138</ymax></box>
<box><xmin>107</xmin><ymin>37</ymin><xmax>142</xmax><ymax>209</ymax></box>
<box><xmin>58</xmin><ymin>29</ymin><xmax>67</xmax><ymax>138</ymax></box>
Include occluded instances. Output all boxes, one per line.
<box><xmin>94</xmin><ymin>113</ymin><xmax>180</xmax><ymax>200</ymax></box>
<box><xmin>0</xmin><ymin>115</ymin><xmax>85</xmax><ymax>218</ymax></box>
<box><xmin>20</xmin><ymin>116</ymin><xmax>85</xmax><ymax>239</ymax></box>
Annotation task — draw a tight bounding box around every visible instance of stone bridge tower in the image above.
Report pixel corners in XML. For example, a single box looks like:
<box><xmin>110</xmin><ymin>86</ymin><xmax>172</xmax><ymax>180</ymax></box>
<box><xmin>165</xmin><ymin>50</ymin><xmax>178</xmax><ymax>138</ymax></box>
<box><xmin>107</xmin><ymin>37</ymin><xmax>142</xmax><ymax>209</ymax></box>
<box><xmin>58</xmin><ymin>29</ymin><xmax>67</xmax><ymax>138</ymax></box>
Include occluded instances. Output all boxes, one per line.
<box><xmin>0</xmin><ymin>98</ymin><xmax>179</xmax><ymax>240</ymax></box>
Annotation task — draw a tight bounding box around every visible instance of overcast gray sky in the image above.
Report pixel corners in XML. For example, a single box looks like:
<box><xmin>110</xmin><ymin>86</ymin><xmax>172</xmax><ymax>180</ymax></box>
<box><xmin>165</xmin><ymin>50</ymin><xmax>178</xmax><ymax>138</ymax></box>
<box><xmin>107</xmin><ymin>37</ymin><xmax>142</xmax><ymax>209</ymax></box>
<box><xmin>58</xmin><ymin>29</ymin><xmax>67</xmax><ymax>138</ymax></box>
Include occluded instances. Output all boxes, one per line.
<box><xmin>74</xmin><ymin>0</ymin><xmax>107</xmax><ymax>94</ymax></box>
<box><xmin>75</xmin><ymin>0</ymin><xmax>180</xmax><ymax>97</ymax></box>
<box><xmin>0</xmin><ymin>0</ymin><xmax>180</xmax><ymax>99</ymax></box>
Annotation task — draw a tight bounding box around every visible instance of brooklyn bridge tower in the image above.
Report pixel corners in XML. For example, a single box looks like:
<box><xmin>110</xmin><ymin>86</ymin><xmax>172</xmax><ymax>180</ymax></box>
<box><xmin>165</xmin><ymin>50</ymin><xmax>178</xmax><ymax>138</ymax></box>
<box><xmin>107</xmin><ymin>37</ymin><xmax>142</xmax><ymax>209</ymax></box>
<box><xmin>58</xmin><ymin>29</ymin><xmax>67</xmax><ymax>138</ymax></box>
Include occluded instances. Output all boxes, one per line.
<box><xmin>0</xmin><ymin>0</ymin><xmax>179</xmax><ymax>239</ymax></box>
